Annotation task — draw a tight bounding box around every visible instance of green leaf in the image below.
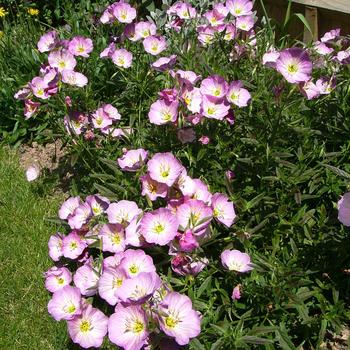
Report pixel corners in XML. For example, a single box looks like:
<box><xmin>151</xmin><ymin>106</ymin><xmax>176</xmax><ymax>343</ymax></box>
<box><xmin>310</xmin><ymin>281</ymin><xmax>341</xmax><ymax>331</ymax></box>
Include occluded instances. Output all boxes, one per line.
<box><xmin>196</xmin><ymin>276</ymin><xmax>212</xmax><ymax>298</ymax></box>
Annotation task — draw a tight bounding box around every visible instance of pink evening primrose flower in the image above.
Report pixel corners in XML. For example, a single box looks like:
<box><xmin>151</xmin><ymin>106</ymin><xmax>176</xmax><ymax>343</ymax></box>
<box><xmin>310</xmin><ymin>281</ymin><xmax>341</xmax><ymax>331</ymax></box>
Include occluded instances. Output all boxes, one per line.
<box><xmin>148</xmin><ymin>99</ymin><xmax>179</xmax><ymax>125</ymax></box>
<box><xmin>48</xmin><ymin>49</ymin><xmax>77</xmax><ymax>72</ymax></box>
<box><xmin>176</xmin><ymin>199</ymin><xmax>213</xmax><ymax>233</ymax></box>
<box><xmin>135</xmin><ymin>21</ymin><xmax>157</xmax><ymax>39</ymax></box>
<box><xmin>59</xmin><ymin>196</ymin><xmax>81</xmax><ymax>220</ymax></box>
<box><xmin>108</xmin><ymin>304</ymin><xmax>148</xmax><ymax>350</ymax></box>
<box><xmin>73</xmin><ymin>263</ymin><xmax>99</xmax><ymax>296</ymax></box>
<box><xmin>151</xmin><ymin>55</ymin><xmax>177</xmax><ymax>72</ymax></box>
<box><xmin>178</xmin><ymin>230</ymin><xmax>199</xmax><ymax>252</ymax></box>
<box><xmin>176</xmin><ymin>170</ymin><xmax>195</xmax><ymax>197</ymax></box>
<box><xmin>118</xmin><ymin>148</ymin><xmax>148</xmax><ymax>172</ymax></box>
<box><xmin>62</xmin><ymin>232</ymin><xmax>87</xmax><ymax>260</ymax></box>
<box><xmin>181</xmin><ymin>86</ymin><xmax>202</xmax><ymax>114</ymax></box>
<box><xmin>224</xmin><ymin>24</ymin><xmax>237</xmax><ymax>41</ymax></box>
<box><xmin>220</xmin><ymin>249</ymin><xmax>253</xmax><ymax>272</ymax></box>
<box><xmin>171</xmin><ymin>254</ymin><xmax>208</xmax><ymax>276</ymax></box>
<box><xmin>173</xmin><ymin>69</ymin><xmax>201</xmax><ymax>85</ymax></box>
<box><xmin>140</xmin><ymin>174</ymin><xmax>168</xmax><ymax>201</ymax></box>
<box><xmin>112</xmin><ymin>48</ymin><xmax>133</xmax><ymax>68</ymax></box>
<box><xmin>204</xmin><ymin>9</ymin><xmax>226</xmax><ymax>26</ymax></box>
<box><xmin>226</xmin><ymin>80</ymin><xmax>251</xmax><ymax>107</ymax></box>
<box><xmin>44</xmin><ymin>266</ymin><xmax>72</xmax><ymax>293</ymax></box>
<box><xmin>14</xmin><ymin>87</ymin><xmax>31</xmax><ymax>100</ymax></box>
<box><xmin>68</xmin><ymin>36</ymin><xmax>93</xmax><ymax>57</ymax></box>
<box><xmin>320</xmin><ymin>28</ymin><xmax>340</xmax><ymax>43</ymax></box>
<box><xmin>143</xmin><ymin>35</ymin><xmax>167</xmax><ymax>56</ymax></box>
<box><xmin>37</xmin><ymin>30</ymin><xmax>58</xmax><ymax>52</ymax></box>
<box><xmin>338</xmin><ymin>192</ymin><xmax>350</xmax><ymax>226</ymax></box>
<box><xmin>67</xmin><ymin>303</ymin><xmax>108</xmax><ymax>349</ymax></box>
<box><xmin>68</xmin><ymin>203</ymin><xmax>92</xmax><ymax>229</ymax></box>
<box><xmin>100</xmin><ymin>42</ymin><xmax>116</xmax><ymax>58</ymax></box>
<box><xmin>140</xmin><ymin>208</ymin><xmax>179</xmax><ymax>245</ymax></box>
<box><xmin>192</xmin><ymin>178</ymin><xmax>212</xmax><ymax>203</ymax></box>
<box><xmin>113</xmin><ymin>2</ymin><xmax>137</xmax><ymax>23</ymax></box>
<box><xmin>197</xmin><ymin>25</ymin><xmax>215</xmax><ymax>46</ymax></box>
<box><xmin>200</xmin><ymin>75</ymin><xmax>228</xmax><ymax>100</ymax></box>
<box><xmin>99</xmin><ymin>223</ymin><xmax>126</xmax><ymax>253</ymax></box>
<box><xmin>168</xmin><ymin>2</ymin><xmax>197</xmax><ymax>19</ymax></box>
<box><xmin>98</xmin><ymin>267</ymin><xmax>127</xmax><ymax>305</ymax></box>
<box><xmin>314</xmin><ymin>42</ymin><xmax>334</xmax><ymax>55</ymax></box>
<box><xmin>48</xmin><ymin>232</ymin><xmax>64</xmax><ymax>261</ymax></box>
<box><xmin>61</xmin><ymin>70</ymin><xmax>88</xmax><ymax>87</ymax></box>
<box><xmin>29</xmin><ymin>77</ymin><xmax>50</xmax><ymax>99</ymax></box>
<box><xmin>276</xmin><ymin>48</ymin><xmax>312</xmax><ymax>84</ymax></box>
<box><xmin>300</xmin><ymin>80</ymin><xmax>320</xmax><ymax>100</ymax></box>
<box><xmin>157</xmin><ymin>292</ymin><xmax>201</xmax><ymax>345</ymax></box>
<box><xmin>226</xmin><ymin>0</ymin><xmax>253</xmax><ymax>17</ymax></box>
<box><xmin>262</xmin><ymin>50</ymin><xmax>280</xmax><ymax>68</ymax></box>
<box><xmin>147</xmin><ymin>152</ymin><xmax>184</xmax><ymax>187</ymax></box>
<box><xmin>125</xmin><ymin>217</ymin><xmax>144</xmax><ymax>247</ymax></box>
<box><xmin>24</xmin><ymin>99</ymin><xmax>41</xmax><ymax>119</ymax></box>
<box><xmin>199</xmin><ymin>136</ymin><xmax>210</xmax><ymax>145</ymax></box>
<box><xmin>25</xmin><ymin>165</ymin><xmax>40</xmax><ymax>182</ymax></box>
<box><xmin>86</xmin><ymin>194</ymin><xmax>109</xmax><ymax>216</ymax></box>
<box><xmin>211</xmin><ymin>193</ymin><xmax>236</xmax><ymax>227</ymax></box>
<box><xmin>92</xmin><ymin>107</ymin><xmax>113</xmax><ymax>129</ymax></box>
<box><xmin>231</xmin><ymin>284</ymin><xmax>241</xmax><ymax>300</ymax></box>
<box><xmin>119</xmin><ymin>249</ymin><xmax>156</xmax><ymax>279</ymax></box>
<box><xmin>48</xmin><ymin>285</ymin><xmax>82</xmax><ymax>321</ymax></box>
<box><xmin>236</xmin><ymin>15</ymin><xmax>255</xmax><ymax>31</ymax></box>
<box><xmin>103</xmin><ymin>103</ymin><xmax>121</xmax><ymax>120</ymax></box>
<box><xmin>202</xmin><ymin>95</ymin><xmax>230</xmax><ymax>120</ymax></box>
<box><xmin>316</xmin><ymin>76</ymin><xmax>336</xmax><ymax>95</ymax></box>
<box><xmin>106</xmin><ymin>200</ymin><xmax>142</xmax><ymax>226</ymax></box>
<box><xmin>116</xmin><ymin>271</ymin><xmax>161</xmax><ymax>304</ymax></box>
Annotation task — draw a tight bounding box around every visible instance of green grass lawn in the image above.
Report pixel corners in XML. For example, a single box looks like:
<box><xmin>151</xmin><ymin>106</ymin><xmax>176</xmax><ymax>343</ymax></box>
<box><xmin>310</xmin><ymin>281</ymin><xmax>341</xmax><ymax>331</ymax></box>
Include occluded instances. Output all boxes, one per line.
<box><xmin>0</xmin><ymin>147</ymin><xmax>68</xmax><ymax>349</ymax></box>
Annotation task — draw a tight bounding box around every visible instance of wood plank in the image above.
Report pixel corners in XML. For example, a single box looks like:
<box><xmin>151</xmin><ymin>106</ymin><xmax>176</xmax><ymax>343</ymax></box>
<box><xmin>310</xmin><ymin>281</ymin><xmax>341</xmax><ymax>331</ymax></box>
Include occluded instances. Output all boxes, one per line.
<box><xmin>303</xmin><ymin>6</ymin><xmax>318</xmax><ymax>42</ymax></box>
<box><xmin>292</xmin><ymin>0</ymin><xmax>350</xmax><ymax>14</ymax></box>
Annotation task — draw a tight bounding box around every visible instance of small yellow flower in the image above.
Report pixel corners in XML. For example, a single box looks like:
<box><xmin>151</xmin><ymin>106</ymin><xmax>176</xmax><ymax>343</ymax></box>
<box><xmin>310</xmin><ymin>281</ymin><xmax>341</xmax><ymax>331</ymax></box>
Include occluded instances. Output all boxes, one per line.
<box><xmin>0</xmin><ymin>7</ymin><xmax>7</xmax><ymax>17</ymax></box>
<box><xmin>27</xmin><ymin>8</ymin><xmax>39</xmax><ymax>16</ymax></box>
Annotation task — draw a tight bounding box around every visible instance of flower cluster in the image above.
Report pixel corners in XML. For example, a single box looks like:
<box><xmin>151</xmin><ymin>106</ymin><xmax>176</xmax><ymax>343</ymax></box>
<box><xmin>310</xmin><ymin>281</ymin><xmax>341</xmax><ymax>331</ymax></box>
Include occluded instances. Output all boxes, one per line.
<box><xmin>263</xmin><ymin>28</ymin><xmax>350</xmax><ymax>99</ymax></box>
<box><xmin>14</xmin><ymin>32</ymin><xmax>91</xmax><ymax>119</ymax></box>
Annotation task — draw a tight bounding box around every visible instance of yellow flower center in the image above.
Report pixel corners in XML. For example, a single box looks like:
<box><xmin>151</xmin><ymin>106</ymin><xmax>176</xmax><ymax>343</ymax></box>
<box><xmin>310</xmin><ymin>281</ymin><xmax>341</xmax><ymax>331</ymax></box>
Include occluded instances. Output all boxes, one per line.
<box><xmin>78</xmin><ymin>46</ymin><xmax>85</xmax><ymax>53</ymax></box>
<box><xmin>162</xmin><ymin>111</ymin><xmax>172</xmax><ymax>121</ymax></box>
<box><xmin>66</xmin><ymin>304</ymin><xmax>76</xmax><ymax>314</ymax></box>
<box><xmin>113</xmin><ymin>277</ymin><xmax>123</xmax><ymax>288</ymax></box>
<box><xmin>118</xmin><ymin>58</ymin><xmax>125</xmax><ymax>66</ymax></box>
<box><xmin>153</xmin><ymin>222</ymin><xmax>165</xmax><ymax>234</ymax></box>
<box><xmin>287</xmin><ymin>64</ymin><xmax>298</xmax><ymax>73</ymax></box>
<box><xmin>165</xmin><ymin>316</ymin><xmax>178</xmax><ymax>329</ymax></box>
<box><xmin>213</xmin><ymin>88</ymin><xmax>221</xmax><ymax>96</ymax></box>
<box><xmin>70</xmin><ymin>241</ymin><xmax>78</xmax><ymax>250</ymax></box>
<box><xmin>56</xmin><ymin>277</ymin><xmax>65</xmax><ymax>285</ymax></box>
<box><xmin>207</xmin><ymin>107</ymin><xmax>216</xmax><ymax>115</ymax></box>
<box><xmin>112</xmin><ymin>234</ymin><xmax>121</xmax><ymax>245</ymax></box>
<box><xmin>129</xmin><ymin>264</ymin><xmax>139</xmax><ymax>275</ymax></box>
<box><xmin>36</xmin><ymin>89</ymin><xmax>44</xmax><ymax>96</ymax></box>
<box><xmin>79</xmin><ymin>320</ymin><xmax>92</xmax><ymax>333</ymax></box>
<box><xmin>151</xmin><ymin>45</ymin><xmax>158</xmax><ymax>52</ymax></box>
<box><xmin>58</xmin><ymin>61</ymin><xmax>66</xmax><ymax>69</ymax></box>
<box><xmin>132</xmin><ymin>320</ymin><xmax>144</xmax><ymax>334</ymax></box>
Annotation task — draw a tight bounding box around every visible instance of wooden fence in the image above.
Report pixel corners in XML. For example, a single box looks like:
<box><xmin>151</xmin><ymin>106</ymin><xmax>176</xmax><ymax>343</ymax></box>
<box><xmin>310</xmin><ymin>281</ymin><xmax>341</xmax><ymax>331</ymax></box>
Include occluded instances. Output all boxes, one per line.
<box><xmin>256</xmin><ymin>0</ymin><xmax>350</xmax><ymax>41</ymax></box>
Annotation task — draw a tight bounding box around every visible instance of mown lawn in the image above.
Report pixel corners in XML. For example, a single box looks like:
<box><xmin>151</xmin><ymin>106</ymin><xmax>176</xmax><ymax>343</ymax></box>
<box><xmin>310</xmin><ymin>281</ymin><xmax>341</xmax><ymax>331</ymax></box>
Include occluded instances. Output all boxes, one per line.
<box><xmin>0</xmin><ymin>147</ymin><xmax>67</xmax><ymax>349</ymax></box>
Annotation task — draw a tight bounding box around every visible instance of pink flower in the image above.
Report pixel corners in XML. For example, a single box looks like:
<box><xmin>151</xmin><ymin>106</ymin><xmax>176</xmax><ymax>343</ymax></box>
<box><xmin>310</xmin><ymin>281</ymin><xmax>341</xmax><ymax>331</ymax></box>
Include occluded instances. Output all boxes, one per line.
<box><xmin>37</xmin><ymin>31</ymin><xmax>57</xmax><ymax>52</ymax></box>
<box><xmin>226</xmin><ymin>0</ymin><xmax>253</xmax><ymax>17</ymax></box>
<box><xmin>118</xmin><ymin>148</ymin><xmax>148</xmax><ymax>172</ymax></box>
<box><xmin>48</xmin><ymin>233</ymin><xmax>64</xmax><ymax>261</ymax></box>
<box><xmin>68</xmin><ymin>36</ymin><xmax>93</xmax><ymax>57</ymax></box>
<box><xmin>299</xmin><ymin>80</ymin><xmax>320</xmax><ymax>100</ymax></box>
<box><xmin>236</xmin><ymin>15</ymin><xmax>255</xmax><ymax>31</ymax></box>
<box><xmin>100</xmin><ymin>4</ymin><xmax>115</xmax><ymax>24</ymax></box>
<box><xmin>29</xmin><ymin>77</ymin><xmax>50</xmax><ymax>99</ymax></box>
<box><xmin>151</xmin><ymin>55</ymin><xmax>177</xmax><ymax>71</ymax></box>
<box><xmin>200</xmin><ymin>75</ymin><xmax>228</xmax><ymax>100</ymax></box>
<box><xmin>68</xmin><ymin>203</ymin><xmax>92</xmax><ymax>229</ymax></box>
<box><xmin>181</xmin><ymin>86</ymin><xmax>202</xmax><ymax>114</ymax></box>
<box><xmin>147</xmin><ymin>152</ymin><xmax>184</xmax><ymax>187</ymax></box>
<box><xmin>227</xmin><ymin>81</ymin><xmax>251</xmax><ymax>107</ymax></box>
<box><xmin>24</xmin><ymin>99</ymin><xmax>41</xmax><ymax>119</ymax></box>
<box><xmin>173</xmin><ymin>70</ymin><xmax>201</xmax><ymax>84</ymax></box>
<box><xmin>276</xmin><ymin>48</ymin><xmax>312</xmax><ymax>84</ymax></box>
<box><xmin>103</xmin><ymin>103</ymin><xmax>121</xmax><ymax>120</ymax></box>
<box><xmin>25</xmin><ymin>165</ymin><xmax>40</xmax><ymax>181</ymax></box>
<box><xmin>106</xmin><ymin>200</ymin><xmax>142</xmax><ymax>225</ymax></box>
<box><xmin>119</xmin><ymin>249</ymin><xmax>156</xmax><ymax>278</ymax></box>
<box><xmin>98</xmin><ymin>267</ymin><xmax>126</xmax><ymax>305</ymax></box>
<box><xmin>320</xmin><ymin>28</ymin><xmax>340</xmax><ymax>43</ymax></box>
<box><xmin>100</xmin><ymin>42</ymin><xmax>116</xmax><ymax>58</ymax></box>
<box><xmin>168</xmin><ymin>2</ymin><xmax>197</xmax><ymax>19</ymax></box>
<box><xmin>48</xmin><ymin>285</ymin><xmax>82</xmax><ymax>321</ymax></box>
<box><xmin>45</xmin><ymin>266</ymin><xmax>72</xmax><ymax>293</ymax></box>
<box><xmin>140</xmin><ymin>208</ymin><xmax>179</xmax><ymax>245</ymax></box>
<box><xmin>86</xmin><ymin>195</ymin><xmax>110</xmax><ymax>216</ymax></box>
<box><xmin>221</xmin><ymin>249</ymin><xmax>253</xmax><ymax>272</ymax></box>
<box><xmin>62</xmin><ymin>232</ymin><xmax>87</xmax><ymax>259</ymax></box>
<box><xmin>124</xmin><ymin>23</ymin><xmax>140</xmax><ymax>41</ymax></box>
<box><xmin>338</xmin><ymin>192</ymin><xmax>350</xmax><ymax>226</ymax></box>
<box><xmin>14</xmin><ymin>87</ymin><xmax>31</xmax><ymax>100</ymax></box>
<box><xmin>61</xmin><ymin>70</ymin><xmax>88</xmax><ymax>87</ymax></box>
<box><xmin>224</xmin><ymin>24</ymin><xmax>237</xmax><ymax>41</ymax></box>
<box><xmin>73</xmin><ymin>263</ymin><xmax>99</xmax><ymax>296</ymax></box>
<box><xmin>67</xmin><ymin>303</ymin><xmax>108</xmax><ymax>349</ymax></box>
<box><xmin>108</xmin><ymin>304</ymin><xmax>148</xmax><ymax>350</ymax></box>
<box><xmin>316</xmin><ymin>76</ymin><xmax>336</xmax><ymax>95</ymax></box>
<box><xmin>157</xmin><ymin>292</ymin><xmax>201</xmax><ymax>345</ymax></box>
<box><xmin>135</xmin><ymin>21</ymin><xmax>157</xmax><ymax>39</ymax></box>
<box><xmin>111</xmin><ymin>48</ymin><xmax>133</xmax><ymax>68</ymax></box>
<box><xmin>140</xmin><ymin>174</ymin><xmax>168</xmax><ymax>201</ymax></box>
<box><xmin>148</xmin><ymin>99</ymin><xmax>179</xmax><ymax>125</ymax></box>
<box><xmin>171</xmin><ymin>254</ymin><xmax>208</xmax><ymax>276</ymax></box>
<box><xmin>92</xmin><ymin>107</ymin><xmax>113</xmax><ymax>129</ymax></box>
<box><xmin>178</xmin><ymin>230</ymin><xmax>199</xmax><ymax>252</ymax></box>
<box><xmin>204</xmin><ymin>9</ymin><xmax>226</xmax><ymax>26</ymax></box>
<box><xmin>143</xmin><ymin>35</ymin><xmax>167</xmax><ymax>56</ymax></box>
<box><xmin>176</xmin><ymin>170</ymin><xmax>195</xmax><ymax>196</ymax></box>
<box><xmin>99</xmin><ymin>223</ymin><xmax>126</xmax><ymax>253</ymax></box>
<box><xmin>48</xmin><ymin>49</ymin><xmax>77</xmax><ymax>72</ymax></box>
<box><xmin>202</xmin><ymin>95</ymin><xmax>230</xmax><ymax>120</ymax></box>
<box><xmin>113</xmin><ymin>2</ymin><xmax>137</xmax><ymax>23</ymax></box>
<box><xmin>59</xmin><ymin>196</ymin><xmax>81</xmax><ymax>220</ymax></box>
<box><xmin>116</xmin><ymin>271</ymin><xmax>161</xmax><ymax>304</ymax></box>
<box><xmin>125</xmin><ymin>217</ymin><xmax>143</xmax><ymax>247</ymax></box>
<box><xmin>231</xmin><ymin>284</ymin><xmax>241</xmax><ymax>300</ymax></box>
<box><xmin>197</xmin><ymin>25</ymin><xmax>215</xmax><ymax>46</ymax></box>
<box><xmin>176</xmin><ymin>199</ymin><xmax>212</xmax><ymax>233</ymax></box>
<box><xmin>262</xmin><ymin>50</ymin><xmax>280</xmax><ymax>68</ymax></box>
<box><xmin>192</xmin><ymin>179</ymin><xmax>212</xmax><ymax>203</ymax></box>
<box><xmin>211</xmin><ymin>193</ymin><xmax>236</xmax><ymax>227</ymax></box>
<box><xmin>199</xmin><ymin>135</ymin><xmax>210</xmax><ymax>144</ymax></box>
<box><xmin>313</xmin><ymin>42</ymin><xmax>334</xmax><ymax>55</ymax></box>
<box><xmin>159</xmin><ymin>88</ymin><xmax>178</xmax><ymax>102</ymax></box>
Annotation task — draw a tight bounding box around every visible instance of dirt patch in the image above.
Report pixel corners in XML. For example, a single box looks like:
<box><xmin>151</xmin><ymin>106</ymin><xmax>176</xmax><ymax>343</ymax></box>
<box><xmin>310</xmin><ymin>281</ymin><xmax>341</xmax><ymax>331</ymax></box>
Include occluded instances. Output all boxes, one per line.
<box><xmin>321</xmin><ymin>327</ymin><xmax>349</xmax><ymax>350</ymax></box>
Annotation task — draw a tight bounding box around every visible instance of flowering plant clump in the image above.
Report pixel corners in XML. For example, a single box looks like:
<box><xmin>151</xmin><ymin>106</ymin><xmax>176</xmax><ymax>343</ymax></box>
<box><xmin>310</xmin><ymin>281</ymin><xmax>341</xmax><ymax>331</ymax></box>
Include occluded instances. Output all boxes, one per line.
<box><xmin>4</xmin><ymin>0</ymin><xmax>350</xmax><ymax>347</ymax></box>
